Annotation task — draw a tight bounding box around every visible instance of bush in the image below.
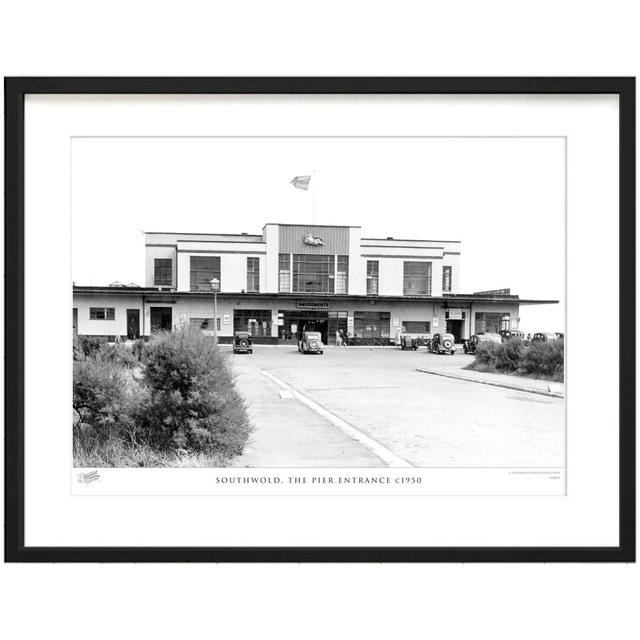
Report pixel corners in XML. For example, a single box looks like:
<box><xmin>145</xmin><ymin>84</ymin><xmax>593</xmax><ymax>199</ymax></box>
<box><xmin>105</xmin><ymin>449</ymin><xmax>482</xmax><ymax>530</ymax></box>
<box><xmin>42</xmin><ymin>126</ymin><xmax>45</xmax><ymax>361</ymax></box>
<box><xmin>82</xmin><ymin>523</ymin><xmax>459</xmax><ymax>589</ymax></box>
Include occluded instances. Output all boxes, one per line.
<box><xmin>467</xmin><ymin>338</ymin><xmax>564</xmax><ymax>381</ymax></box>
<box><xmin>518</xmin><ymin>340</ymin><xmax>564</xmax><ymax>380</ymax></box>
<box><xmin>73</xmin><ymin>355</ymin><xmax>136</xmax><ymax>446</ymax></box>
<box><xmin>495</xmin><ymin>338</ymin><xmax>524</xmax><ymax>372</ymax></box>
<box><xmin>137</xmin><ymin>328</ymin><xmax>252</xmax><ymax>457</ymax></box>
<box><xmin>474</xmin><ymin>342</ymin><xmax>499</xmax><ymax>368</ymax></box>
<box><xmin>74</xmin><ymin>335</ymin><xmax>102</xmax><ymax>360</ymax></box>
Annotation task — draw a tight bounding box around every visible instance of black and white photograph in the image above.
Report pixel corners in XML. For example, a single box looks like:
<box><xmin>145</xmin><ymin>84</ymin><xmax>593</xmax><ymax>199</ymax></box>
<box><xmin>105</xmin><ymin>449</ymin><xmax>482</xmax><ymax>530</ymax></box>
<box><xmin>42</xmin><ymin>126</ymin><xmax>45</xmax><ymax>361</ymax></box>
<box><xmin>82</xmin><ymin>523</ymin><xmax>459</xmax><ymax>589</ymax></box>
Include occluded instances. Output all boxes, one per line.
<box><xmin>72</xmin><ymin>135</ymin><xmax>565</xmax><ymax>476</ymax></box>
<box><xmin>6</xmin><ymin>78</ymin><xmax>633</xmax><ymax>563</ymax></box>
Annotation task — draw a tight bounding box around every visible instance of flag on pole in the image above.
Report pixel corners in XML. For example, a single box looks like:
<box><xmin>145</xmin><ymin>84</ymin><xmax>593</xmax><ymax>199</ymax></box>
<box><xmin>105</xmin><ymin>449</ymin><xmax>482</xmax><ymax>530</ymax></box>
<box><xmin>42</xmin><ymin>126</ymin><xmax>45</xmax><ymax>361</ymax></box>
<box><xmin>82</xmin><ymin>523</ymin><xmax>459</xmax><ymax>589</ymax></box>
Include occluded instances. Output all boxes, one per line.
<box><xmin>290</xmin><ymin>175</ymin><xmax>312</xmax><ymax>190</ymax></box>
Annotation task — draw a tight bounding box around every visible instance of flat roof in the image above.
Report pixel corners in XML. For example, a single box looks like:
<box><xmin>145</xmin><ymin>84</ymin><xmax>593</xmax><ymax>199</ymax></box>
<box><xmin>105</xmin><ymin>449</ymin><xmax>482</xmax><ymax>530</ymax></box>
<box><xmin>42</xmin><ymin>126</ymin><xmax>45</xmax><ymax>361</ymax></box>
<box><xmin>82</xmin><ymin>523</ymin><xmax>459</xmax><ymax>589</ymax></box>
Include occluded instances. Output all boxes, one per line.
<box><xmin>144</xmin><ymin>231</ymin><xmax>261</xmax><ymax>237</ymax></box>
<box><xmin>72</xmin><ymin>286</ymin><xmax>558</xmax><ymax>306</ymax></box>
<box><xmin>263</xmin><ymin>223</ymin><xmax>360</xmax><ymax>229</ymax></box>
<box><xmin>362</xmin><ymin>237</ymin><xmax>461</xmax><ymax>243</ymax></box>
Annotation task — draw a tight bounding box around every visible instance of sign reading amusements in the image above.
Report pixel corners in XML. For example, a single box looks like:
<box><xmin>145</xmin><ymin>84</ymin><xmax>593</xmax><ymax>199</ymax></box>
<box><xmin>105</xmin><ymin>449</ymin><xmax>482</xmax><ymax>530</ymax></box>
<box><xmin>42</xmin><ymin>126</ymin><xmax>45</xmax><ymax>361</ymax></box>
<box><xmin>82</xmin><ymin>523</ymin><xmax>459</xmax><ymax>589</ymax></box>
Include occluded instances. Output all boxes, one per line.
<box><xmin>296</xmin><ymin>301</ymin><xmax>329</xmax><ymax>310</ymax></box>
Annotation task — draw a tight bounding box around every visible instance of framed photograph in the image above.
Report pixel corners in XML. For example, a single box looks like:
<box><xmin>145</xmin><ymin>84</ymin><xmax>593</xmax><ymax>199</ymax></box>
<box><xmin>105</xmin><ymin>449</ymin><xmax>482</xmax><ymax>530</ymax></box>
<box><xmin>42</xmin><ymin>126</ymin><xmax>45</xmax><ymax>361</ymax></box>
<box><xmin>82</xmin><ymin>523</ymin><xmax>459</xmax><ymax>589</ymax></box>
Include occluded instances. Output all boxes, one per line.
<box><xmin>5</xmin><ymin>77</ymin><xmax>635</xmax><ymax>562</ymax></box>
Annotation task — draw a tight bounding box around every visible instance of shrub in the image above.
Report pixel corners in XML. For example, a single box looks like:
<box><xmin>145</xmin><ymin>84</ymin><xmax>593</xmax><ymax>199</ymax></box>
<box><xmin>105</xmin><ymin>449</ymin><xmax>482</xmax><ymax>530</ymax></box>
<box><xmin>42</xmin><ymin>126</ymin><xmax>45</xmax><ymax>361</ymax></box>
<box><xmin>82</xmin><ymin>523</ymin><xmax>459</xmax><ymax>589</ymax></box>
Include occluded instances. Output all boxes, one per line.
<box><xmin>138</xmin><ymin>328</ymin><xmax>251</xmax><ymax>457</ymax></box>
<box><xmin>495</xmin><ymin>338</ymin><xmax>524</xmax><ymax>372</ymax></box>
<box><xmin>467</xmin><ymin>338</ymin><xmax>564</xmax><ymax>381</ymax></box>
<box><xmin>473</xmin><ymin>342</ymin><xmax>499</xmax><ymax>368</ymax></box>
<box><xmin>73</xmin><ymin>355</ymin><xmax>135</xmax><ymax>446</ymax></box>
<box><xmin>98</xmin><ymin>342</ymin><xmax>139</xmax><ymax>369</ymax></box>
<box><xmin>75</xmin><ymin>335</ymin><xmax>102</xmax><ymax>359</ymax></box>
<box><xmin>518</xmin><ymin>340</ymin><xmax>564</xmax><ymax>381</ymax></box>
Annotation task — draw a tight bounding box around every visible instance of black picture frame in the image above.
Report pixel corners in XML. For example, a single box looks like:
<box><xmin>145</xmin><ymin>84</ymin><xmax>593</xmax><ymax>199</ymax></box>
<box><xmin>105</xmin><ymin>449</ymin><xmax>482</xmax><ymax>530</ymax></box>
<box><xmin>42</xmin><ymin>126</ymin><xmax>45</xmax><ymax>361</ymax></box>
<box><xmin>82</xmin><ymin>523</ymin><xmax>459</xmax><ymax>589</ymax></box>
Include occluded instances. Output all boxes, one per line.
<box><xmin>4</xmin><ymin>77</ymin><xmax>635</xmax><ymax>563</ymax></box>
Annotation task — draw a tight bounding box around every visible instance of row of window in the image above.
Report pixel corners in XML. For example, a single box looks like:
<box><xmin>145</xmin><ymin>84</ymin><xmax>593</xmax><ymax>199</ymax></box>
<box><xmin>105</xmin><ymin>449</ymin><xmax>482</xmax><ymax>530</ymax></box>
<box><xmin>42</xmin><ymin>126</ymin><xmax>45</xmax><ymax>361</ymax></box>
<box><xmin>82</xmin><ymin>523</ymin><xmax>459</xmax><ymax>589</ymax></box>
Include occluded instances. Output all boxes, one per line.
<box><xmin>87</xmin><ymin>307</ymin><xmax>508</xmax><ymax>336</ymax></box>
<box><xmin>154</xmin><ymin>256</ymin><xmax>453</xmax><ymax>295</ymax></box>
<box><xmin>155</xmin><ymin>257</ymin><xmax>261</xmax><ymax>293</ymax></box>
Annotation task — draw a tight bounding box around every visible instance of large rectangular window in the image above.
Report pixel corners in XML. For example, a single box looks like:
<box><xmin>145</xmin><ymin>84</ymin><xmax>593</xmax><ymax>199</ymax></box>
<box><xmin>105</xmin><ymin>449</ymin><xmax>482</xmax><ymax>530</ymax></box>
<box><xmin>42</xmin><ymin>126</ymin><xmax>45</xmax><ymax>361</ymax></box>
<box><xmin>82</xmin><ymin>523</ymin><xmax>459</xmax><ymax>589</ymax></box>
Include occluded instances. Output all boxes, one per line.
<box><xmin>247</xmin><ymin>257</ymin><xmax>260</xmax><ymax>292</ymax></box>
<box><xmin>89</xmin><ymin>307</ymin><xmax>115</xmax><ymax>320</ymax></box>
<box><xmin>402</xmin><ymin>320</ymin><xmax>430</xmax><ymax>334</ymax></box>
<box><xmin>403</xmin><ymin>261</ymin><xmax>432</xmax><ymax>295</ymax></box>
<box><xmin>475</xmin><ymin>312</ymin><xmax>510</xmax><ymax>334</ymax></box>
<box><xmin>190</xmin><ymin>256</ymin><xmax>221</xmax><ymax>292</ymax></box>
<box><xmin>233</xmin><ymin>309</ymin><xmax>272</xmax><ymax>337</ymax></box>
<box><xmin>154</xmin><ymin>258</ymin><xmax>172</xmax><ymax>286</ymax></box>
<box><xmin>292</xmin><ymin>254</ymin><xmax>335</xmax><ymax>293</ymax></box>
<box><xmin>442</xmin><ymin>265</ymin><xmax>452</xmax><ymax>293</ymax></box>
<box><xmin>336</xmin><ymin>255</ymin><xmax>349</xmax><ymax>294</ymax></box>
<box><xmin>189</xmin><ymin>317</ymin><xmax>219</xmax><ymax>332</ymax></box>
<box><xmin>366</xmin><ymin>260</ymin><xmax>379</xmax><ymax>295</ymax></box>
<box><xmin>353</xmin><ymin>311</ymin><xmax>391</xmax><ymax>339</ymax></box>
<box><xmin>279</xmin><ymin>253</ymin><xmax>291</xmax><ymax>292</ymax></box>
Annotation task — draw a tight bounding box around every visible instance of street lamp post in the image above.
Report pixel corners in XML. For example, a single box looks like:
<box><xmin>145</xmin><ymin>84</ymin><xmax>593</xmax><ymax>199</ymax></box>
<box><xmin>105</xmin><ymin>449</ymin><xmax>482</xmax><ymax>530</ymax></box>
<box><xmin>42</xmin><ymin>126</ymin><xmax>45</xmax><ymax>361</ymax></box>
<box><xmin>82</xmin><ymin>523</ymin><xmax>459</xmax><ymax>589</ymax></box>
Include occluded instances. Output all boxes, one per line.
<box><xmin>210</xmin><ymin>277</ymin><xmax>220</xmax><ymax>344</ymax></box>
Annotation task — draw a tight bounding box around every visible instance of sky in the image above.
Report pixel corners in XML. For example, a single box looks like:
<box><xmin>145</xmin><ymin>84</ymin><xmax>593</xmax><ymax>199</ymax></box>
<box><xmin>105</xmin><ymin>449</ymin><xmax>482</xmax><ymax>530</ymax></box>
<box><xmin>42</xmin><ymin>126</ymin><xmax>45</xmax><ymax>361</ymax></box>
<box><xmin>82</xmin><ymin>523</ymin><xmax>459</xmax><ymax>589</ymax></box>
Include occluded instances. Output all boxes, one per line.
<box><xmin>72</xmin><ymin>136</ymin><xmax>565</xmax><ymax>332</ymax></box>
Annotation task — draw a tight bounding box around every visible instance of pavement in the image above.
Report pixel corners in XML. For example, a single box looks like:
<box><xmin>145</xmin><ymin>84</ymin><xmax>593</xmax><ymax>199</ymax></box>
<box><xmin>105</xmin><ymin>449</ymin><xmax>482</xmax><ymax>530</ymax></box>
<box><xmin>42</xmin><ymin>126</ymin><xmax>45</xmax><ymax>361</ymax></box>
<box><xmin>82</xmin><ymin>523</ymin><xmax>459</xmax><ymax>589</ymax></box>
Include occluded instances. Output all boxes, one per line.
<box><xmin>228</xmin><ymin>345</ymin><xmax>565</xmax><ymax>468</ymax></box>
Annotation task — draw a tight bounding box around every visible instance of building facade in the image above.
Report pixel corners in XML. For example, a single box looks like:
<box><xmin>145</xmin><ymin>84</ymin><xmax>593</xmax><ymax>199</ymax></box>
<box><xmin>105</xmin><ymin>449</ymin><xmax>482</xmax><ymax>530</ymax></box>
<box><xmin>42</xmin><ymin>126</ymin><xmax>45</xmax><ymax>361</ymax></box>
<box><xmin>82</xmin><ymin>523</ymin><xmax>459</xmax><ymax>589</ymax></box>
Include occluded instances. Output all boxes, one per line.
<box><xmin>73</xmin><ymin>223</ymin><xmax>556</xmax><ymax>345</ymax></box>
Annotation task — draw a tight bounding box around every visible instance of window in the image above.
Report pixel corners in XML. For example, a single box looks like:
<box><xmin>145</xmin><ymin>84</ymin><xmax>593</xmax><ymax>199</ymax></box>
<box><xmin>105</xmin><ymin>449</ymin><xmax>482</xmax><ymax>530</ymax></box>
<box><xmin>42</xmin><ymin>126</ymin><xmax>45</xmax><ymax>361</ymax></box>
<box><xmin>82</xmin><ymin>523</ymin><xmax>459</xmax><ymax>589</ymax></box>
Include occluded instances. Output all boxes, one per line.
<box><xmin>247</xmin><ymin>257</ymin><xmax>260</xmax><ymax>292</ymax></box>
<box><xmin>402</xmin><ymin>320</ymin><xmax>430</xmax><ymax>333</ymax></box>
<box><xmin>442</xmin><ymin>266</ymin><xmax>452</xmax><ymax>292</ymax></box>
<box><xmin>336</xmin><ymin>255</ymin><xmax>349</xmax><ymax>294</ymax></box>
<box><xmin>190</xmin><ymin>317</ymin><xmax>215</xmax><ymax>331</ymax></box>
<box><xmin>190</xmin><ymin>256</ymin><xmax>221</xmax><ymax>292</ymax></box>
<box><xmin>154</xmin><ymin>258</ymin><xmax>172</xmax><ymax>286</ymax></box>
<box><xmin>234</xmin><ymin>309</ymin><xmax>272</xmax><ymax>337</ymax></box>
<box><xmin>353</xmin><ymin>311</ymin><xmax>391</xmax><ymax>338</ymax></box>
<box><xmin>292</xmin><ymin>254</ymin><xmax>335</xmax><ymax>293</ymax></box>
<box><xmin>279</xmin><ymin>253</ymin><xmax>291</xmax><ymax>292</ymax></box>
<box><xmin>89</xmin><ymin>307</ymin><xmax>115</xmax><ymax>320</ymax></box>
<box><xmin>475</xmin><ymin>312</ymin><xmax>510</xmax><ymax>334</ymax></box>
<box><xmin>366</xmin><ymin>260</ymin><xmax>379</xmax><ymax>295</ymax></box>
<box><xmin>403</xmin><ymin>261</ymin><xmax>432</xmax><ymax>295</ymax></box>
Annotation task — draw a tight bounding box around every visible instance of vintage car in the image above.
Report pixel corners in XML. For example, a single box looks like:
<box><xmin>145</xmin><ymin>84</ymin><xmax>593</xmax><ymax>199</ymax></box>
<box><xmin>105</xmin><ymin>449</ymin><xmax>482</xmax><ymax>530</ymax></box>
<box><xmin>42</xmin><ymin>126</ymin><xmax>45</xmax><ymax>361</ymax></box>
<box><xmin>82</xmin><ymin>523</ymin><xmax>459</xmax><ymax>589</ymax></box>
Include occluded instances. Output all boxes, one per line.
<box><xmin>499</xmin><ymin>329</ymin><xmax>525</xmax><ymax>342</ymax></box>
<box><xmin>400</xmin><ymin>333</ymin><xmax>432</xmax><ymax>350</ymax></box>
<box><xmin>532</xmin><ymin>332</ymin><xmax>558</xmax><ymax>343</ymax></box>
<box><xmin>463</xmin><ymin>332</ymin><xmax>502</xmax><ymax>354</ymax></box>
<box><xmin>298</xmin><ymin>331</ymin><xmax>324</xmax><ymax>354</ymax></box>
<box><xmin>233</xmin><ymin>331</ymin><xmax>253</xmax><ymax>354</ymax></box>
<box><xmin>428</xmin><ymin>332</ymin><xmax>456</xmax><ymax>355</ymax></box>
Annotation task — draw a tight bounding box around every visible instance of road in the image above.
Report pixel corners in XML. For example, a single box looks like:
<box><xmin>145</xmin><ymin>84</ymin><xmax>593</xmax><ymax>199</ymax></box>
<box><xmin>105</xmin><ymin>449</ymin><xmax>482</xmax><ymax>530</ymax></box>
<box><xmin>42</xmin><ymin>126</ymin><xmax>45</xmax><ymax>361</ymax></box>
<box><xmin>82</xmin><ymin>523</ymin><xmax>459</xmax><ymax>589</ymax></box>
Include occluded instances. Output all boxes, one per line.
<box><xmin>229</xmin><ymin>346</ymin><xmax>565</xmax><ymax>468</ymax></box>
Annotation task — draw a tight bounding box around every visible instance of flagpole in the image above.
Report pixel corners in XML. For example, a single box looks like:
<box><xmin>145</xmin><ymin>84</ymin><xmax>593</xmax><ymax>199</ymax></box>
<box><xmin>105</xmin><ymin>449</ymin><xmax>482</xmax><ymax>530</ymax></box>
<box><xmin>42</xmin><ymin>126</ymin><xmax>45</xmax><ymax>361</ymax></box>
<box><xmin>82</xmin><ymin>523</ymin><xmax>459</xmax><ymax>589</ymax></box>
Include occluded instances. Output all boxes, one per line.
<box><xmin>312</xmin><ymin>169</ymin><xmax>316</xmax><ymax>225</ymax></box>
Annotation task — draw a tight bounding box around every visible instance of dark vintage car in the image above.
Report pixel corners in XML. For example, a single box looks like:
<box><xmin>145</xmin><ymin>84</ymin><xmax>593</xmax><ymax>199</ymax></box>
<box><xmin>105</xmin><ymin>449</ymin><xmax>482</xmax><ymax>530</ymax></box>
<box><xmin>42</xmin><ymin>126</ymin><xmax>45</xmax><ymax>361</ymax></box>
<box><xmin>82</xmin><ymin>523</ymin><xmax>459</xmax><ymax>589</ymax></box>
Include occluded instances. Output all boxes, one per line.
<box><xmin>428</xmin><ymin>332</ymin><xmax>456</xmax><ymax>355</ymax></box>
<box><xmin>298</xmin><ymin>330</ymin><xmax>324</xmax><ymax>354</ymax></box>
<box><xmin>532</xmin><ymin>332</ymin><xmax>558</xmax><ymax>343</ymax></box>
<box><xmin>233</xmin><ymin>331</ymin><xmax>253</xmax><ymax>354</ymax></box>
<box><xmin>463</xmin><ymin>332</ymin><xmax>502</xmax><ymax>354</ymax></box>
<box><xmin>400</xmin><ymin>333</ymin><xmax>432</xmax><ymax>350</ymax></box>
<box><xmin>499</xmin><ymin>329</ymin><xmax>525</xmax><ymax>342</ymax></box>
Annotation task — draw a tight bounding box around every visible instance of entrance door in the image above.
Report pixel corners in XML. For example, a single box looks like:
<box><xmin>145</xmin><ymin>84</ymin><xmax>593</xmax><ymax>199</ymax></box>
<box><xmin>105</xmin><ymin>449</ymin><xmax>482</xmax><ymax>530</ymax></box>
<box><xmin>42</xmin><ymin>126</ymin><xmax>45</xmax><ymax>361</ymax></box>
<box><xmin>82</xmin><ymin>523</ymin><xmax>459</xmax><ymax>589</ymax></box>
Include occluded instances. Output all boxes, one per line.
<box><xmin>127</xmin><ymin>309</ymin><xmax>140</xmax><ymax>339</ymax></box>
<box><xmin>150</xmin><ymin>307</ymin><xmax>173</xmax><ymax>332</ymax></box>
<box><xmin>72</xmin><ymin>308</ymin><xmax>78</xmax><ymax>337</ymax></box>
<box><xmin>328</xmin><ymin>311</ymin><xmax>348</xmax><ymax>345</ymax></box>
<box><xmin>446</xmin><ymin>319</ymin><xmax>463</xmax><ymax>343</ymax></box>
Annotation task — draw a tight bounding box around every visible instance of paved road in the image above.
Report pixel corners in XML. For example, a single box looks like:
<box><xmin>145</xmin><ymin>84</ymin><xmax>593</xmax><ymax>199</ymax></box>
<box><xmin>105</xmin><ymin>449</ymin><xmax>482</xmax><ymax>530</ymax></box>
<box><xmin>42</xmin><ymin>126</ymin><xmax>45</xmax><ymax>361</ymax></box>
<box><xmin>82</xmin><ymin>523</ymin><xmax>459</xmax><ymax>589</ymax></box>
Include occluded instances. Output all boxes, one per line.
<box><xmin>229</xmin><ymin>346</ymin><xmax>564</xmax><ymax>468</ymax></box>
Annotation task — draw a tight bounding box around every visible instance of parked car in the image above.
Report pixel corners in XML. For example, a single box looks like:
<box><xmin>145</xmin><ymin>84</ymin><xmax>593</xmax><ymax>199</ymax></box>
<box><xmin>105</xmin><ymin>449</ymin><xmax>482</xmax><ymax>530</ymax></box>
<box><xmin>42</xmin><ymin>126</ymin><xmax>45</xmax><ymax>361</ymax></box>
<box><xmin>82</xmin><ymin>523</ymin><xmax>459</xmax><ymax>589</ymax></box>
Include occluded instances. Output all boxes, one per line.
<box><xmin>428</xmin><ymin>332</ymin><xmax>456</xmax><ymax>355</ymax></box>
<box><xmin>532</xmin><ymin>332</ymin><xmax>558</xmax><ymax>343</ymax></box>
<box><xmin>463</xmin><ymin>333</ymin><xmax>501</xmax><ymax>354</ymax></box>
<box><xmin>400</xmin><ymin>333</ymin><xmax>432</xmax><ymax>350</ymax></box>
<box><xmin>233</xmin><ymin>331</ymin><xmax>253</xmax><ymax>354</ymax></box>
<box><xmin>499</xmin><ymin>329</ymin><xmax>525</xmax><ymax>342</ymax></box>
<box><xmin>298</xmin><ymin>330</ymin><xmax>324</xmax><ymax>354</ymax></box>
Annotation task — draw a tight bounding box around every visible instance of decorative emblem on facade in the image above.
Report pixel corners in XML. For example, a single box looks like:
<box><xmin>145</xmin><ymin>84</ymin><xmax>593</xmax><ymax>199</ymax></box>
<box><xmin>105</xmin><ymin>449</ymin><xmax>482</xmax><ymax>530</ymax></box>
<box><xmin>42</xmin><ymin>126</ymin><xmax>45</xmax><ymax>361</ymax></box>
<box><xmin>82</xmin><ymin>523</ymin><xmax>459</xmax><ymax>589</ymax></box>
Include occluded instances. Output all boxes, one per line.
<box><xmin>303</xmin><ymin>235</ymin><xmax>325</xmax><ymax>246</ymax></box>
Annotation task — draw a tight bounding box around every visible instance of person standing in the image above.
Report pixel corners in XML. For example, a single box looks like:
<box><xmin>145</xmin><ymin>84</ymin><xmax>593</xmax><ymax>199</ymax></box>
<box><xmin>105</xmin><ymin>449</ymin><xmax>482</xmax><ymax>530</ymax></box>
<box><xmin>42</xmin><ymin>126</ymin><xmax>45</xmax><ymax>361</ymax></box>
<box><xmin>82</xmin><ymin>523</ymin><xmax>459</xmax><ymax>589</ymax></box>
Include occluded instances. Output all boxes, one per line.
<box><xmin>335</xmin><ymin>330</ymin><xmax>342</xmax><ymax>347</ymax></box>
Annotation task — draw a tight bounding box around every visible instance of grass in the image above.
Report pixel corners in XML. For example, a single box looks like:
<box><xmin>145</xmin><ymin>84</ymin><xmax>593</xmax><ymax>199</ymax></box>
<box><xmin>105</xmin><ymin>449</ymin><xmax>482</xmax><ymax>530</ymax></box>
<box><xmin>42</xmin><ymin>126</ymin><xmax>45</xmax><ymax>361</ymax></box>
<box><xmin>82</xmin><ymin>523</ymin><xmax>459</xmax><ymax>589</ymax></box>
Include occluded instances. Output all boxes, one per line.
<box><xmin>74</xmin><ymin>437</ymin><xmax>229</xmax><ymax>468</ymax></box>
